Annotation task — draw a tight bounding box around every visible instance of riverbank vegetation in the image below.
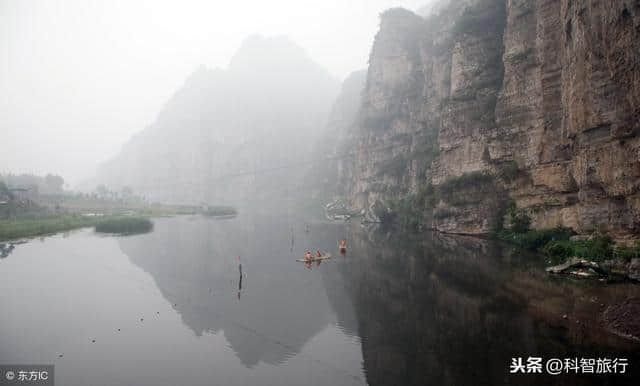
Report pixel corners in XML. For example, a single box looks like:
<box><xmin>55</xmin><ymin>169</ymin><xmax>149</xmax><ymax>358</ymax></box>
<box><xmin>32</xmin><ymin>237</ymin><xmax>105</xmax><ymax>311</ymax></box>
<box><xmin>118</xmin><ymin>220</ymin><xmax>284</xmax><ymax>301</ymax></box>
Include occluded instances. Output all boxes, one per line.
<box><xmin>94</xmin><ymin>217</ymin><xmax>153</xmax><ymax>234</ymax></box>
<box><xmin>498</xmin><ymin>203</ymin><xmax>640</xmax><ymax>263</ymax></box>
<box><xmin>386</xmin><ymin>184</ymin><xmax>640</xmax><ymax>264</ymax></box>
<box><xmin>1</xmin><ymin>191</ymin><xmax>236</xmax><ymax>240</ymax></box>
<box><xmin>1</xmin><ymin>178</ymin><xmax>239</xmax><ymax>239</ymax></box>
<box><xmin>500</xmin><ymin>227</ymin><xmax>640</xmax><ymax>264</ymax></box>
<box><xmin>0</xmin><ymin>215</ymin><xmax>153</xmax><ymax>241</ymax></box>
<box><xmin>203</xmin><ymin>206</ymin><xmax>238</xmax><ymax>217</ymax></box>
<box><xmin>0</xmin><ymin>215</ymin><xmax>98</xmax><ymax>240</ymax></box>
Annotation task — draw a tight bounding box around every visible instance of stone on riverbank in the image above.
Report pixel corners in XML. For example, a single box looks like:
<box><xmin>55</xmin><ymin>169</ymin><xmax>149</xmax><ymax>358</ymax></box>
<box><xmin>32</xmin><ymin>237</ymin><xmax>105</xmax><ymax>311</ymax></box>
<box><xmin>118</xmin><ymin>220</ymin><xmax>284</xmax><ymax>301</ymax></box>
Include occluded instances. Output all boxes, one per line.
<box><xmin>546</xmin><ymin>257</ymin><xmax>608</xmax><ymax>277</ymax></box>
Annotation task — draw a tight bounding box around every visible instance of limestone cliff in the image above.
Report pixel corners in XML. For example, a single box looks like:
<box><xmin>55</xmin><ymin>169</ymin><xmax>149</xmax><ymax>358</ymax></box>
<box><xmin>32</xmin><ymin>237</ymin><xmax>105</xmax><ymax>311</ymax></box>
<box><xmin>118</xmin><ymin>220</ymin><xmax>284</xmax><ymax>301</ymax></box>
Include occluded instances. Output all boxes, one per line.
<box><xmin>308</xmin><ymin>69</ymin><xmax>367</xmax><ymax>204</ymax></box>
<box><xmin>338</xmin><ymin>0</ymin><xmax>640</xmax><ymax>237</ymax></box>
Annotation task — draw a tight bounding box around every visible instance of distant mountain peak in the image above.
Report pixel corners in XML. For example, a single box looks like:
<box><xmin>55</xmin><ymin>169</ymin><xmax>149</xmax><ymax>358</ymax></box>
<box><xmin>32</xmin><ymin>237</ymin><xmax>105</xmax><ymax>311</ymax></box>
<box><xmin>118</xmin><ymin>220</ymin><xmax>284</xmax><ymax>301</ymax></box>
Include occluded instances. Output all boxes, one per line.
<box><xmin>94</xmin><ymin>35</ymin><xmax>340</xmax><ymax>205</ymax></box>
<box><xmin>229</xmin><ymin>34</ymin><xmax>326</xmax><ymax>76</ymax></box>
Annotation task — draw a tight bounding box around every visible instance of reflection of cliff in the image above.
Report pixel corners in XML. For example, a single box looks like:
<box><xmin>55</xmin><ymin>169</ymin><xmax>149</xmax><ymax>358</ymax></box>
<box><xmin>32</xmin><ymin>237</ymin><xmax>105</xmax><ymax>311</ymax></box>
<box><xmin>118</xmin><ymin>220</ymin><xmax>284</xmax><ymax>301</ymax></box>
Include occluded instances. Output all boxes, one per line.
<box><xmin>117</xmin><ymin>215</ymin><xmax>336</xmax><ymax>368</ymax></box>
<box><xmin>328</xmin><ymin>226</ymin><xmax>640</xmax><ymax>385</ymax></box>
<box><xmin>117</xmin><ymin>216</ymin><xmax>640</xmax><ymax>382</ymax></box>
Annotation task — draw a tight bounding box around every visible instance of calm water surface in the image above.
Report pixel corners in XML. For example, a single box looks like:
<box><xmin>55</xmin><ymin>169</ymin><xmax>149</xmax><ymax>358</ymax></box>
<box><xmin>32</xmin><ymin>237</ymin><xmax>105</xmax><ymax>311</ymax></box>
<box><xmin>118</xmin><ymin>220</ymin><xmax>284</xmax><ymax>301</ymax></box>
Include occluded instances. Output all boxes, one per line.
<box><xmin>1</xmin><ymin>215</ymin><xmax>639</xmax><ymax>386</ymax></box>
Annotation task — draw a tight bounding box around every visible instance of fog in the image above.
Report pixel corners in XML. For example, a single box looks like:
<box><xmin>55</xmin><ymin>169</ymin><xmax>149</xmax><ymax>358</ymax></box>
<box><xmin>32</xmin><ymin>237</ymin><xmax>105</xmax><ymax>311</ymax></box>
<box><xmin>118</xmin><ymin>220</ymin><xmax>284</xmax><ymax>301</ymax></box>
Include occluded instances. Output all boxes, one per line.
<box><xmin>4</xmin><ymin>2</ymin><xmax>640</xmax><ymax>385</ymax></box>
<box><xmin>1</xmin><ymin>0</ymin><xmax>429</xmax><ymax>186</ymax></box>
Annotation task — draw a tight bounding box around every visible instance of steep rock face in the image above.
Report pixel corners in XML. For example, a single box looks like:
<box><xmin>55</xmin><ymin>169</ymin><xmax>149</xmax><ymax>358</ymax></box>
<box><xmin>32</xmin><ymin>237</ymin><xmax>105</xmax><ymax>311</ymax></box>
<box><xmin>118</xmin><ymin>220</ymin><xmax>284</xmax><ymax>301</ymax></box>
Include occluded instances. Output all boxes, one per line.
<box><xmin>339</xmin><ymin>0</ymin><xmax>640</xmax><ymax>237</ymax></box>
<box><xmin>338</xmin><ymin>8</ymin><xmax>448</xmax><ymax>222</ymax></box>
<box><xmin>308</xmin><ymin>70</ymin><xmax>367</xmax><ymax>203</ymax></box>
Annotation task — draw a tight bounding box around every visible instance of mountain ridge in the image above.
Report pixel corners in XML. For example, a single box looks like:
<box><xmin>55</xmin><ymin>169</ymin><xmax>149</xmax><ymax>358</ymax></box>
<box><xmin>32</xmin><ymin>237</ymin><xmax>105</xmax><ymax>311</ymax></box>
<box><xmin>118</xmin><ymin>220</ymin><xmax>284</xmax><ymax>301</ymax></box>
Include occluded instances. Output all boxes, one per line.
<box><xmin>96</xmin><ymin>35</ymin><xmax>340</xmax><ymax>208</ymax></box>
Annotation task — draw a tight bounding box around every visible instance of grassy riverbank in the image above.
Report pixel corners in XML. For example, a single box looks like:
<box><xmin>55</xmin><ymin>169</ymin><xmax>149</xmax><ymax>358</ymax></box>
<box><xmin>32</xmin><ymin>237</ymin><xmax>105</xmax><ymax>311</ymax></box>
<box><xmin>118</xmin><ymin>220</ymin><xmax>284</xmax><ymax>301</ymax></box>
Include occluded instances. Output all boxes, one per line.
<box><xmin>498</xmin><ymin>227</ymin><xmax>640</xmax><ymax>263</ymax></box>
<box><xmin>203</xmin><ymin>206</ymin><xmax>238</xmax><ymax>217</ymax></box>
<box><xmin>0</xmin><ymin>215</ymin><xmax>153</xmax><ymax>241</ymax></box>
<box><xmin>494</xmin><ymin>202</ymin><xmax>640</xmax><ymax>263</ymax></box>
<box><xmin>94</xmin><ymin>217</ymin><xmax>153</xmax><ymax>234</ymax></box>
<box><xmin>0</xmin><ymin>190</ymin><xmax>241</xmax><ymax>240</ymax></box>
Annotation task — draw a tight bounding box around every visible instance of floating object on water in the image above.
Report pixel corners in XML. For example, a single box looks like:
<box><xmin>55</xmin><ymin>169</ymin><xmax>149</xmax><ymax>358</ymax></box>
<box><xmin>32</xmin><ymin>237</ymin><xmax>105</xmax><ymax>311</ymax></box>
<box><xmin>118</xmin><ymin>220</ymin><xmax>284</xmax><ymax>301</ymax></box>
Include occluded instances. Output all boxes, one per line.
<box><xmin>91</xmin><ymin>339</ymin><xmax>95</xmax><ymax>343</ymax></box>
<box><xmin>296</xmin><ymin>253</ymin><xmax>331</xmax><ymax>262</ymax></box>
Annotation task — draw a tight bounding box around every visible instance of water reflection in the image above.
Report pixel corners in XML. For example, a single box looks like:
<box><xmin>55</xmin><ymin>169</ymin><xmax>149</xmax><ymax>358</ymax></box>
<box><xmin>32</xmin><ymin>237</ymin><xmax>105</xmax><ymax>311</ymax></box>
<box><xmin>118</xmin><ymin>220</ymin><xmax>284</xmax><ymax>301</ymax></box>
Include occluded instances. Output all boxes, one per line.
<box><xmin>117</xmin><ymin>215</ymin><xmax>343</xmax><ymax>368</ymax></box>
<box><xmin>115</xmin><ymin>216</ymin><xmax>640</xmax><ymax>385</ymax></box>
<box><xmin>329</xmin><ymin>225</ymin><xmax>640</xmax><ymax>386</ymax></box>
<box><xmin>238</xmin><ymin>257</ymin><xmax>243</xmax><ymax>300</ymax></box>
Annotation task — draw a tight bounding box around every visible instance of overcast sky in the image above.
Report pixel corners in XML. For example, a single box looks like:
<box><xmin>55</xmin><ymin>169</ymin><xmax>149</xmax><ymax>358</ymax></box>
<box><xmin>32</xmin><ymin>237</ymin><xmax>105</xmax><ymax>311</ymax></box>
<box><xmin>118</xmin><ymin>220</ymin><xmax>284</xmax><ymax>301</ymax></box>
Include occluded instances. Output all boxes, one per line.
<box><xmin>0</xmin><ymin>0</ymin><xmax>428</xmax><ymax>186</ymax></box>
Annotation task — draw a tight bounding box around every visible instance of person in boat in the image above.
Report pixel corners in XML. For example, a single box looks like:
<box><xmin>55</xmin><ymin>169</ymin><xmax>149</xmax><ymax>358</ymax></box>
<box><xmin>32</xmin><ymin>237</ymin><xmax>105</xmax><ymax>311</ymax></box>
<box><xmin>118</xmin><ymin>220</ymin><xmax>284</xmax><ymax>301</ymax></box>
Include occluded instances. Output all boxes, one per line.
<box><xmin>304</xmin><ymin>251</ymin><xmax>313</xmax><ymax>261</ymax></box>
<box><xmin>339</xmin><ymin>239</ymin><xmax>347</xmax><ymax>256</ymax></box>
<box><xmin>316</xmin><ymin>250</ymin><xmax>323</xmax><ymax>257</ymax></box>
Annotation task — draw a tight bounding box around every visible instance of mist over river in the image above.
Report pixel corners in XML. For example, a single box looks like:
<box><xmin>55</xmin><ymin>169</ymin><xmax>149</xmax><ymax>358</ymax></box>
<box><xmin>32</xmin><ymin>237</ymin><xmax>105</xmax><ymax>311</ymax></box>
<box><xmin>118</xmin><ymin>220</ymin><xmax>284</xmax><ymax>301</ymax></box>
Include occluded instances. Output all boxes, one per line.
<box><xmin>1</xmin><ymin>215</ymin><xmax>639</xmax><ymax>386</ymax></box>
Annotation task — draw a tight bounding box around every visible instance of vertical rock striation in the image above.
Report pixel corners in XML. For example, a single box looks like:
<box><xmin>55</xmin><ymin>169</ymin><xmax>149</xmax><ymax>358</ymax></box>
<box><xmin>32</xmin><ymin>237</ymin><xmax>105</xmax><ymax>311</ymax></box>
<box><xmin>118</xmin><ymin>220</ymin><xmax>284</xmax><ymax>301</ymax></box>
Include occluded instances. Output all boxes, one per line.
<box><xmin>338</xmin><ymin>0</ymin><xmax>640</xmax><ymax>237</ymax></box>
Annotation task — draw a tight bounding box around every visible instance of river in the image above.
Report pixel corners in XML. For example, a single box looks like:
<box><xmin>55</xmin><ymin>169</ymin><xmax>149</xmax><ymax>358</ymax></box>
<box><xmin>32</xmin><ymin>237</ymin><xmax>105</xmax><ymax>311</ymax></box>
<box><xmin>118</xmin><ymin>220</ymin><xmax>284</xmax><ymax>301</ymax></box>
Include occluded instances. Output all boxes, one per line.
<box><xmin>1</xmin><ymin>215</ymin><xmax>638</xmax><ymax>385</ymax></box>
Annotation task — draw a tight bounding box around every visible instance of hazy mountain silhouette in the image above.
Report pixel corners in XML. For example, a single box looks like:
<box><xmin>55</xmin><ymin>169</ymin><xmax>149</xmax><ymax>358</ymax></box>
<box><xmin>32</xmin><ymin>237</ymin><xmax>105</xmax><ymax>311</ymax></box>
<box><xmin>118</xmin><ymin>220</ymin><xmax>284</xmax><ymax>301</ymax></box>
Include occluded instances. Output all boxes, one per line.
<box><xmin>97</xmin><ymin>36</ymin><xmax>339</xmax><ymax>208</ymax></box>
<box><xmin>117</xmin><ymin>215</ymin><xmax>342</xmax><ymax>368</ymax></box>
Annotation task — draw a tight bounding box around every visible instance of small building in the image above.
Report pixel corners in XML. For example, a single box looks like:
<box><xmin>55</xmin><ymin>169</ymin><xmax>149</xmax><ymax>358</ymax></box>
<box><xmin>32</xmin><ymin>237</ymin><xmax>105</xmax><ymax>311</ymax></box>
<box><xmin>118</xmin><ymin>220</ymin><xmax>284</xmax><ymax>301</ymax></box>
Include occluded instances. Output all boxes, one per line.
<box><xmin>9</xmin><ymin>186</ymin><xmax>37</xmax><ymax>202</ymax></box>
